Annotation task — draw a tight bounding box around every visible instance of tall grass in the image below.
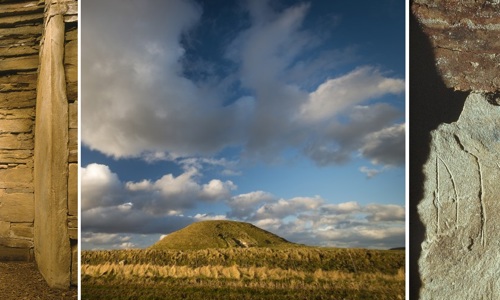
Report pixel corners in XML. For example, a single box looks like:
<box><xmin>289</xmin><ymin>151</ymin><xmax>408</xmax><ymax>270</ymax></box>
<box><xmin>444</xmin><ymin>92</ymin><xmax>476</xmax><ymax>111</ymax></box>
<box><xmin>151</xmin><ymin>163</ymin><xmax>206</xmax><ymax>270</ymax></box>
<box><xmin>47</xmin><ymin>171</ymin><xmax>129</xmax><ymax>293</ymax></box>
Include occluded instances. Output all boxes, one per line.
<box><xmin>82</xmin><ymin>247</ymin><xmax>404</xmax><ymax>274</ymax></box>
<box><xmin>82</xmin><ymin>247</ymin><xmax>405</xmax><ymax>300</ymax></box>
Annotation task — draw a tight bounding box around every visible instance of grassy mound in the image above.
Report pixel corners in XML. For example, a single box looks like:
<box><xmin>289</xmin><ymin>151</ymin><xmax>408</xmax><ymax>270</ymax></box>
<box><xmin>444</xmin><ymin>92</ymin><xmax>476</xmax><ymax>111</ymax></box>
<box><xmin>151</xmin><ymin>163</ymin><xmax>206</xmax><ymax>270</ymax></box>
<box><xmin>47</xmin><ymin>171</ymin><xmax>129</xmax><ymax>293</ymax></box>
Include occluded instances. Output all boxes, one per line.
<box><xmin>150</xmin><ymin>220</ymin><xmax>295</xmax><ymax>250</ymax></box>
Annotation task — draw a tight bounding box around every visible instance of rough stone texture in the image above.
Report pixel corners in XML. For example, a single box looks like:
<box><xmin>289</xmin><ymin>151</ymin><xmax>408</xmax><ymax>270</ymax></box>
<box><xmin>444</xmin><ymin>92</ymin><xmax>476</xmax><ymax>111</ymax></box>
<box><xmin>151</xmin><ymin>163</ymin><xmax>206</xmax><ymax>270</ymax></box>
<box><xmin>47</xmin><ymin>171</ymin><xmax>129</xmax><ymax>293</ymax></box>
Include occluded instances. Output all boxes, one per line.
<box><xmin>1</xmin><ymin>0</ymin><xmax>78</xmax><ymax>289</ymax></box>
<box><xmin>0</xmin><ymin>0</ymin><xmax>40</xmax><ymax>262</ymax></box>
<box><xmin>33</xmin><ymin>0</ymin><xmax>78</xmax><ymax>289</ymax></box>
<box><xmin>412</xmin><ymin>1</ymin><xmax>500</xmax><ymax>92</ymax></box>
<box><xmin>418</xmin><ymin>93</ymin><xmax>500</xmax><ymax>299</ymax></box>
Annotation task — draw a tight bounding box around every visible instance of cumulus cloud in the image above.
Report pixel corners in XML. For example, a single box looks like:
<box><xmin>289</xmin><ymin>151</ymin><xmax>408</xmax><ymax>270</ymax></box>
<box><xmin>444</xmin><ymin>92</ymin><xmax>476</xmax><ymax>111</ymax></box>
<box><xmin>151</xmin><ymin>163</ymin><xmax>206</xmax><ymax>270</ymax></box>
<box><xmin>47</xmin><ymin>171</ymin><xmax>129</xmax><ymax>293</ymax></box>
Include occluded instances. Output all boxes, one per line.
<box><xmin>82</xmin><ymin>0</ymin><xmax>405</xmax><ymax>168</ymax></box>
<box><xmin>81</xmin><ymin>164</ymin><xmax>123</xmax><ymax>211</ymax></box>
<box><xmin>360</xmin><ymin>123</ymin><xmax>405</xmax><ymax>166</ymax></box>
<box><xmin>299</xmin><ymin>67</ymin><xmax>404</xmax><ymax>122</ymax></box>
<box><xmin>82</xmin><ymin>163</ymin><xmax>235</xmax><ymax>234</ymax></box>
<box><xmin>82</xmin><ymin>161</ymin><xmax>404</xmax><ymax>249</ymax></box>
<box><xmin>226</xmin><ymin>191</ymin><xmax>275</xmax><ymax>219</ymax></box>
<box><xmin>359</xmin><ymin>166</ymin><xmax>381</xmax><ymax>179</ymax></box>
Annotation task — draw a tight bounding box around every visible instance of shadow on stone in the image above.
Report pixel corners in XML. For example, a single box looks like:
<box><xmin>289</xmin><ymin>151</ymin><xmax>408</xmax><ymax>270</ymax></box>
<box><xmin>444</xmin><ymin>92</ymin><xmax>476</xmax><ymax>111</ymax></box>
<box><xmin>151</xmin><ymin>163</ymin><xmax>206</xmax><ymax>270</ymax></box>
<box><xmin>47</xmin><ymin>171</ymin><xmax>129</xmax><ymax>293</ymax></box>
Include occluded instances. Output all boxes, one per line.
<box><xmin>409</xmin><ymin>6</ymin><xmax>467</xmax><ymax>299</ymax></box>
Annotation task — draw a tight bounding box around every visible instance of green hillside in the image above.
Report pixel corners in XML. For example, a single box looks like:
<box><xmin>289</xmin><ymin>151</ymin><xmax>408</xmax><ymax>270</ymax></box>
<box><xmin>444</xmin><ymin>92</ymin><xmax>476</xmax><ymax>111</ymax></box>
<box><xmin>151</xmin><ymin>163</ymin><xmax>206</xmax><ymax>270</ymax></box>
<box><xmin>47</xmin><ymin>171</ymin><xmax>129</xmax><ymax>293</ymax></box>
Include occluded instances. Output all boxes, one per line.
<box><xmin>150</xmin><ymin>220</ymin><xmax>296</xmax><ymax>250</ymax></box>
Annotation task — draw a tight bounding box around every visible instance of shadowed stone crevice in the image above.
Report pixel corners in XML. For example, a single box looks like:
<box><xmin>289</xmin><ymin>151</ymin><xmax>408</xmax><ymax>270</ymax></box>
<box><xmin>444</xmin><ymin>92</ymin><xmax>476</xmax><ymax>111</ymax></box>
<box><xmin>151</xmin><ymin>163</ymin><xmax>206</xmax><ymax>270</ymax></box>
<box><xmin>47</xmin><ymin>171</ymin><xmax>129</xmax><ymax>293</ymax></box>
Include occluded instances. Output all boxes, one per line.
<box><xmin>409</xmin><ymin>5</ymin><xmax>467</xmax><ymax>299</ymax></box>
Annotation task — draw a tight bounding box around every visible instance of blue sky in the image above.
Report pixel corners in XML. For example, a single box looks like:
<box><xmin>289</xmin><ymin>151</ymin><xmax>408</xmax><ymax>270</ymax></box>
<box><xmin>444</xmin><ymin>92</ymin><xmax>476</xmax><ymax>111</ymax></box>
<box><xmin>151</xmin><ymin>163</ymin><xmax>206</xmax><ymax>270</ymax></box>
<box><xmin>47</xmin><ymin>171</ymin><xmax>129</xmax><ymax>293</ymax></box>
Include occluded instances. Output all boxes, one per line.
<box><xmin>81</xmin><ymin>0</ymin><xmax>405</xmax><ymax>250</ymax></box>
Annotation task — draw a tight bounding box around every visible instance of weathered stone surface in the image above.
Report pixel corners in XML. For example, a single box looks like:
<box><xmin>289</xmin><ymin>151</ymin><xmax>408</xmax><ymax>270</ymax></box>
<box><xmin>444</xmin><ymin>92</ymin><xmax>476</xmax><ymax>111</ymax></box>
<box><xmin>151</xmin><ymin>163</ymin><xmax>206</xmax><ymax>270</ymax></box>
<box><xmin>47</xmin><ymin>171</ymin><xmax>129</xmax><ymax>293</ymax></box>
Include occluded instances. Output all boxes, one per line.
<box><xmin>0</xmin><ymin>119</ymin><xmax>32</xmax><ymax>133</ymax></box>
<box><xmin>0</xmin><ymin>12</ymin><xmax>43</xmax><ymax>28</ymax></box>
<box><xmin>418</xmin><ymin>93</ymin><xmax>500</xmax><ymax>299</ymax></box>
<box><xmin>34</xmin><ymin>10</ymin><xmax>71</xmax><ymax>289</ymax></box>
<box><xmin>68</xmin><ymin>163</ymin><xmax>77</xmax><ymax>216</ymax></box>
<box><xmin>0</xmin><ymin>74</ymin><xmax>37</xmax><ymax>92</ymax></box>
<box><xmin>0</xmin><ymin>108</ymin><xmax>35</xmax><ymax>119</ymax></box>
<box><xmin>412</xmin><ymin>1</ymin><xmax>500</xmax><ymax>92</ymax></box>
<box><xmin>1</xmin><ymin>0</ymin><xmax>78</xmax><ymax>285</ymax></box>
<box><xmin>0</xmin><ymin>24</ymin><xmax>42</xmax><ymax>38</ymax></box>
<box><xmin>68</xmin><ymin>128</ymin><xmax>77</xmax><ymax>162</ymax></box>
<box><xmin>11</xmin><ymin>223</ymin><xmax>33</xmax><ymax>239</ymax></box>
<box><xmin>0</xmin><ymin>1</ymin><xmax>43</xmax><ymax>17</ymax></box>
<box><xmin>70</xmin><ymin>241</ymin><xmax>77</xmax><ymax>285</ymax></box>
<box><xmin>64</xmin><ymin>28</ymin><xmax>77</xmax><ymax>102</ymax></box>
<box><xmin>0</xmin><ymin>167</ymin><xmax>32</xmax><ymax>189</ymax></box>
<box><xmin>0</xmin><ymin>221</ymin><xmax>9</xmax><ymax>236</ymax></box>
<box><xmin>0</xmin><ymin>237</ymin><xmax>33</xmax><ymax>249</ymax></box>
<box><xmin>0</xmin><ymin>90</ymin><xmax>37</xmax><ymax>109</ymax></box>
<box><xmin>0</xmin><ymin>193</ymin><xmax>34</xmax><ymax>222</ymax></box>
<box><xmin>68</xmin><ymin>101</ymin><xmax>77</xmax><ymax>129</ymax></box>
<box><xmin>0</xmin><ymin>55</ymin><xmax>39</xmax><ymax>72</ymax></box>
<box><xmin>0</xmin><ymin>134</ymin><xmax>33</xmax><ymax>150</ymax></box>
<box><xmin>0</xmin><ymin>150</ymin><xmax>32</xmax><ymax>164</ymax></box>
<box><xmin>0</xmin><ymin>245</ymin><xmax>33</xmax><ymax>261</ymax></box>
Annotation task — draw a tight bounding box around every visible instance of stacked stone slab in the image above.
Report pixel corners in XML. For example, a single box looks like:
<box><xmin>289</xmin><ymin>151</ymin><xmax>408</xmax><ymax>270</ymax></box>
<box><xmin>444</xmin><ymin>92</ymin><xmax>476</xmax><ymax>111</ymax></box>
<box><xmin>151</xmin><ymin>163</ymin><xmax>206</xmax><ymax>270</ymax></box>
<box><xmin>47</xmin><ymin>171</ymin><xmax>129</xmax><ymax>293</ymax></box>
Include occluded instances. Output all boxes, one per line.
<box><xmin>0</xmin><ymin>0</ymin><xmax>77</xmax><ymax>289</ymax></box>
<box><xmin>412</xmin><ymin>1</ymin><xmax>500</xmax><ymax>299</ymax></box>
<box><xmin>0</xmin><ymin>0</ymin><xmax>43</xmax><ymax>262</ymax></box>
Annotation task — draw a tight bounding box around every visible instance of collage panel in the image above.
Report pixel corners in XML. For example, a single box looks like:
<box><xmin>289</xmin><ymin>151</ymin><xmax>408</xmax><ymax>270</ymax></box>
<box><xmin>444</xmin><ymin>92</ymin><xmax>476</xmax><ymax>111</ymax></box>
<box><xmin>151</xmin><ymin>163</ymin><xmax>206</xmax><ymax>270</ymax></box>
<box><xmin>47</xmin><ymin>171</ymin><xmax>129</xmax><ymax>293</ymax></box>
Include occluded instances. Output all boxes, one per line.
<box><xmin>0</xmin><ymin>0</ymin><xmax>78</xmax><ymax>299</ymax></box>
<box><xmin>80</xmin><ymin>1</ymin><xmax>405</xmax><ymax>299</ymax></box>
<box><xmin>410</xmin><ymin>0</ymin><xmax>500</xmax><ymax>299</ymax></box>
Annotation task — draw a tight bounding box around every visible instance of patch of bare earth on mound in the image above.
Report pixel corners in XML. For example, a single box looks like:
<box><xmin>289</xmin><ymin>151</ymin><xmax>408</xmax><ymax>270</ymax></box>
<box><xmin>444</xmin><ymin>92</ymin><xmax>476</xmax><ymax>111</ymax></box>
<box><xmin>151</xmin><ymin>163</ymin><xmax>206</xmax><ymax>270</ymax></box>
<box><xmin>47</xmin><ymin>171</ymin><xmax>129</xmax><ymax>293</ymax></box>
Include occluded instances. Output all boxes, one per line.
<box><xmin>0</xmin><ymin>262</ymin><xmax>77</xmax><ymax>300</ymax></box>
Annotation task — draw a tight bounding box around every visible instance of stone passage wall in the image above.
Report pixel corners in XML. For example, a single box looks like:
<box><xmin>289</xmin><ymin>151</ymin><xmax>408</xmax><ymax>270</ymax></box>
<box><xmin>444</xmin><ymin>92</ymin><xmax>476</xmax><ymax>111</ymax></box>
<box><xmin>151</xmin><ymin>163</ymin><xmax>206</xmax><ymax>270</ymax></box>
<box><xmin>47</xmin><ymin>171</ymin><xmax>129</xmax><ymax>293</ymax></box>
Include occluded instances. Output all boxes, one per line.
<box><xmin>0</xmin><ymin>0</ymin><xmax>77</xmax><ymax>289</ymax></box>
<box><xmin>0</xmin><ymin>0</ymin><xmax>43</xmax><ymax>262</ymax></box>
<box><xmin>34</xmin><ymin>0</ymin><xmax>78</xmax><ymax>289</ymax></box>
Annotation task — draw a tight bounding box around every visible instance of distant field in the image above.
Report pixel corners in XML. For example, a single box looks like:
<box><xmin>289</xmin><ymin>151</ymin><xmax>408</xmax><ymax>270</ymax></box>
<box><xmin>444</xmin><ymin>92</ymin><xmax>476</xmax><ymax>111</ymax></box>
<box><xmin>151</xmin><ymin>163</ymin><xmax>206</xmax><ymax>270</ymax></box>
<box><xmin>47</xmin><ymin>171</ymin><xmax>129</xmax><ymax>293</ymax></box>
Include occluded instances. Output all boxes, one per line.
<box><xmin>81</xmin><ymin>247</ymin><xmax>405</xmax><ymax>300</ymax></box>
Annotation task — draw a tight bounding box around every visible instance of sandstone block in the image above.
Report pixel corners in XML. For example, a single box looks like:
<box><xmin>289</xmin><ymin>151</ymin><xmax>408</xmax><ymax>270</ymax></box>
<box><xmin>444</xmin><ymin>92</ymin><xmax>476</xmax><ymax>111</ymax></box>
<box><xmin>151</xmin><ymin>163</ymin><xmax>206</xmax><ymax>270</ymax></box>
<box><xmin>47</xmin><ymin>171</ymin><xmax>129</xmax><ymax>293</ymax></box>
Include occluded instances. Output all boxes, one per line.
<box><xmin>0</xmin><ymin>74</ymin><xmax>38</xmax><ymax>92</ymax></box>
<box><xmin>0</xmin><ymin>119</ymin><xmax>32</xmax><ymax>133</ymax></box>
<box><xmin>0</xmin><ymin>150</ymin><xmax>32</xmax><ymax>164</ymax></box>
<box><xmin>0</xmin><ymin>108</ymin><xmax>35</xmax><ymax>120</ymax></box>
<box><xmin>68</xmin><ymin>128</ymin><xmax>77</xmax><ymax>162</ymax></box>
<box><xmin>68</xmin><ymin>102</ymin><xmax>77</xmax><ymax>129</ymax></box>
<box><xmin>0</xmin><ymin>133</ymin><xmax>33</xmax><ymax>150</ymax></box>
<box><xmin>71</xmin><ymin>241</ymin><xmax>77</xmax><ymax>285</ymax></box>
<box><xmin>68</xmin><ymin>163</ymin><xmax>77</xmax><ymax>216</ymax></box>
<box><xmin>0</xmin><ymin>221</ymin><xmax>10</xmax><ymax>236</ymax></box>
<box><xmin>11</xmin><ymin>223</ymin><xmax>33</xmax><ymax>239</ymax></box>
<box><xmin>0</xmin><ymin>245</ymin><xmax>33</xmax><ymax>261</ymax></box>
<box><xmin>0</xmin><ymin>167</ymin><xmax>32</xmax><ymax>189</ymax></box>
<box><xmin>0</xmin><ymin>55</ymin><xmax>39</xmax><ymax>72</ymax></box>
<box><xmin>0</xmin><ymin>90</ymin><xmax>37</xmax><ymax>109</ymax></box>
<box><xmin>0</xmin><ymin>193</ymin><xmax>34</xmax><ymax>222</ymax></box>
<box><xmin>418</xmin><ymin>93</ymin><xmax>500</xmax><ymax>299</ymax></box>
<box><xmin>0</xmin><ymin>2</ymin><xmax>43</xmax><ymax>17</ymax></box>
<box><xmin>0</xmin><ymin>237</ymin><xmax>33</xmax><ymax>249</ymax></box>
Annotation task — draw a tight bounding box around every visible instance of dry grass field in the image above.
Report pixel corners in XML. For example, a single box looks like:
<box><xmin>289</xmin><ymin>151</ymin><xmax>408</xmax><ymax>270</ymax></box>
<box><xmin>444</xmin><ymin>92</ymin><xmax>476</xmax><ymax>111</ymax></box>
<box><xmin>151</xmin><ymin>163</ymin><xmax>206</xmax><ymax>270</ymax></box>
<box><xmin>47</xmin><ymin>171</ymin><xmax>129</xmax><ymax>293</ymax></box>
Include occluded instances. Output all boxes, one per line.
<box><xmin>82</xmin><ymin>247</ymin><xmax>404</xmax><ymax>299</ymax></box>
<box><xmin>82</xmin><ymin>221</ymin><xmax>404</xmax><ymax>299</ymax></box>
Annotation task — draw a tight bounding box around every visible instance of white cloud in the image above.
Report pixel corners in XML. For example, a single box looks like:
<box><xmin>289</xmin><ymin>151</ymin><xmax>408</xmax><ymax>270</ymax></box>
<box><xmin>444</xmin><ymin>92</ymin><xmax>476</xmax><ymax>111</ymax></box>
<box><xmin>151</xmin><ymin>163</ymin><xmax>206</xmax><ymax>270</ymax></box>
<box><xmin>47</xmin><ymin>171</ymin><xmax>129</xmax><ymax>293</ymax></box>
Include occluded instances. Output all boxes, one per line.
<box><xmin>360</xmin><ymin>123</ymin><xmax>405</xmax><ymax>166</ymax></box>
<box><xmin>359</xmin><ymin>166</ymin><xmax>381</xmax><ymax>178</ymax></box>
<box><xmin>201</xmin><ymin>179</ymin><xmax>236</xmax><ymax>200</ymax></box>
<box><xmin>321</xmin><ymin>201</ymin><xmax>361</xmax><ymax>214</ymax></box>
<box><xmin>254</xmin><ymin>196</ymin><xmax>324</xmax><ymax>220</ymax></box>
<box><xmin>300</xmin><ymin>67</ymin><xmax>404</xmax><ymax>122</ymax></box>
<box><xmin>365</xmin><ymin>204</ymin><xmax>405</xmax><ymax>222</ymax></box>
<box><xmin>82</xmin><ymin>0</ymin><xmax>404</xmax><ymax>169</ymax></box>
<box><xmin>81</xmin><ymin>163</ymin><xmax>122</xmax><ymax>211</ymax></box>
<box><xmin>227</xmin><ymin>191</ymin><xmax>275</xmax><ymax>219</ymax></box>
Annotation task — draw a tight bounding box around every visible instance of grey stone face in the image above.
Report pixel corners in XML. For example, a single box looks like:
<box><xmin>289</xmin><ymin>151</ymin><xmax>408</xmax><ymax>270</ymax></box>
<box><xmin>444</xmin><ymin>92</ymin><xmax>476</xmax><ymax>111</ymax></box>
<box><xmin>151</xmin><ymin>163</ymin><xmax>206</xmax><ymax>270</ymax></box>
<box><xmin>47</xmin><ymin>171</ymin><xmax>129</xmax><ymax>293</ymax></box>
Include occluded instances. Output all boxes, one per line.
<box><xmin>418</xmin><ymin>93</ymin><xmax>500</xmax><ymax>299</ymax></box>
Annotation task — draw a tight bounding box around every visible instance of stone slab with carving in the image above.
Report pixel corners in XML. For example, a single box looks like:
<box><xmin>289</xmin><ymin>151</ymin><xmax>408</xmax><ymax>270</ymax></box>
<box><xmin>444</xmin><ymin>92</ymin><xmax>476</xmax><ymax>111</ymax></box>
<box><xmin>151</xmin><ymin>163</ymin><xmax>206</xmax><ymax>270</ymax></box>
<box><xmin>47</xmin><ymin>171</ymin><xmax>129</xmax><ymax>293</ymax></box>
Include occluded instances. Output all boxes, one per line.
<box><xmin>418</xmin><ymin>93</ymin><xmax>500</xmax><ymax>298</ymax></box>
